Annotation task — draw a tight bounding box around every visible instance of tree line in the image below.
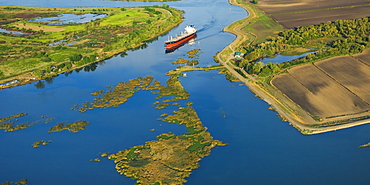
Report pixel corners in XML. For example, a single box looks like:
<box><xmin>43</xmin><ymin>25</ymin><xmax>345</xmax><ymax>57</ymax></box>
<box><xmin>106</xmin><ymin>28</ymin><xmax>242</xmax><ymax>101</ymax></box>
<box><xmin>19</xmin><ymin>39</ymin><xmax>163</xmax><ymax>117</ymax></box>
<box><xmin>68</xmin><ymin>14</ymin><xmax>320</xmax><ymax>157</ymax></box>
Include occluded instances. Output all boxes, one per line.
<box><xmin>237</xmin><ymin>17</ymin><xmax>370</xmax><ymax>77</ymax></box>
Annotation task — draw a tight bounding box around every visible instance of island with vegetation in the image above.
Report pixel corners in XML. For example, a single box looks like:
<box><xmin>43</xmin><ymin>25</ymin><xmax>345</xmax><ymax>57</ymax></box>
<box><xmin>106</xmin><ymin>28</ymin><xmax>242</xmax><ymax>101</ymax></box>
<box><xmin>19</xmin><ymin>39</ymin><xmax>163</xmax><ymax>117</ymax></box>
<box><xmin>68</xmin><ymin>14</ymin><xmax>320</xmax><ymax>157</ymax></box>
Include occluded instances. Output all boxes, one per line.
<box><xmin>216</xmin><ymin>0</ymin><xmax>370</xmax><ymax>134</ymax></box>
<box><xmin>32</xmin><ymin>140</ymin><xmax>52</xmax><ymax>148</ymax></box>
<box><xmin>0</xmin><ymin>112</ymin><xmax>35</xmax><ymax>132</ymax></box>
<box><xmin>0</xmin><ymin>179</ymin><xmax>27</xmax><ymax>185</ymax></box>
<box><xmin>0</xmin><ymin>5</ymin><xmax>183</xmax><ymax>88</ymax></box>
<box><xmin>74</xmin><ymin>49</ymin><xmax>228</xmax><ymax>184</ymax></box>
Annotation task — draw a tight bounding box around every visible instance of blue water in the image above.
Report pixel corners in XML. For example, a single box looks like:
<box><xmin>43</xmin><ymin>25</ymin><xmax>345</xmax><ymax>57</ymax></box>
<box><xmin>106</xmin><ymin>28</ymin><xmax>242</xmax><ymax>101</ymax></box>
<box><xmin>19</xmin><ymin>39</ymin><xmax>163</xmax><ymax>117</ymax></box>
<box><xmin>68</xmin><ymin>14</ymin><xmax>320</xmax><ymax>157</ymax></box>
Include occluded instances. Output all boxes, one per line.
<box><xmin>0</xmin><ymin>28</ymin><xmax>29</xmax><ymax>35</ymax></box>
<box><xmin>259</xmin><ymin>51</ymin><xmax>315</xmax><ymax>64</ymax></box>
<box><xmin>1</xmin><ymin>0</ymin><xmax>370</xmax><ymax>185</ymax></box>
<box><xmin>30</xmin><ymin>13</ymin><xmax>108</xmax><ymax>25</ymax></box>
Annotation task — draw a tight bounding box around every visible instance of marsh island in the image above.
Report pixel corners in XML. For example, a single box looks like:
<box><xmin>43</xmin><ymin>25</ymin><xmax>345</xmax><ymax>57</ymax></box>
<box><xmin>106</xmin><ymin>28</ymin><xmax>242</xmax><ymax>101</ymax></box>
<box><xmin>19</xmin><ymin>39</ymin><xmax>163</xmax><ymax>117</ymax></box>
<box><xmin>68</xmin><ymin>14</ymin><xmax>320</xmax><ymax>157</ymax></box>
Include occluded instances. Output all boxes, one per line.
<box><xmin>0</xmin><ymin>5</ymin><xmax>183</xmax><ymax>88</ymax></box>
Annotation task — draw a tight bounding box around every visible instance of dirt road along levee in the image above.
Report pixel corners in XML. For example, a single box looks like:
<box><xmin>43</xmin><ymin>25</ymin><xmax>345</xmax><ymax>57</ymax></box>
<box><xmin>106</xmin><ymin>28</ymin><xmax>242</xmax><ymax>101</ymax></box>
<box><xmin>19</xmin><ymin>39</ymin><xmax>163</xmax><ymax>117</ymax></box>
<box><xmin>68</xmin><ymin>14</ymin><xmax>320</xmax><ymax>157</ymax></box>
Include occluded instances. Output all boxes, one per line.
<box><xmin>216</xmin><ymin>0</ymin><xmax>370</xmax><ymax>135</ymax></box>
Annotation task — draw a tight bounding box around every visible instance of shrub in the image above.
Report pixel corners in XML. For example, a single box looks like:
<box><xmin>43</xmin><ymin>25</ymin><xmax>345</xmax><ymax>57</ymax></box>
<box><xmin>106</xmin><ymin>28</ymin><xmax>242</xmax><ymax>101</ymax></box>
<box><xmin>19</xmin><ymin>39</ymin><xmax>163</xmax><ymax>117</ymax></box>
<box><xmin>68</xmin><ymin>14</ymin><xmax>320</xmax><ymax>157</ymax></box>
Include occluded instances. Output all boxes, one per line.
<box><xmin>69</xmin><ymin>54</ymin><xmax>82</xmax><ymax>62</ymax></box>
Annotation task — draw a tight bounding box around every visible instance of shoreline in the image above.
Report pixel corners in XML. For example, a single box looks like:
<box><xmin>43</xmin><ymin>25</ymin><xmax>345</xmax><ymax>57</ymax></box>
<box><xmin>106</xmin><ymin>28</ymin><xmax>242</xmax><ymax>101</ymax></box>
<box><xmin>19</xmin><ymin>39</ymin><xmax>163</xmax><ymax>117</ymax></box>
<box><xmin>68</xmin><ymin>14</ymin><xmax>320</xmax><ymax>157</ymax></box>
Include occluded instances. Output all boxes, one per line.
<box><xmin>217</xmin><ymin>0</ymin><xmax>370</xmax><ymax>135</ymax></box>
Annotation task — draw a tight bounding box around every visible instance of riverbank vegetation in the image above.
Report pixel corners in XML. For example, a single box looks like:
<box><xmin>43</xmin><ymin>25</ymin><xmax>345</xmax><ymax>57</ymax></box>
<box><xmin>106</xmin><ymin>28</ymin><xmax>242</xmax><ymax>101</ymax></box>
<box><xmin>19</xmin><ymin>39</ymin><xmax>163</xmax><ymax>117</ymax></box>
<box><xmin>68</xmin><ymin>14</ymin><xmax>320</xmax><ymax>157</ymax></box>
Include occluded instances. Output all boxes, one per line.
<box><xmin>237</xmin><ymin>17</ymin><xmax>370</xmax><ymax>77</ymax></box>
<box><xmin>238</xmin><ymin>16</ymin><xmax>370</xmax><ymax>127</ymax></box>
<box><xmin>217</xmin><ymin>0</ymin><xmax>370</xmax><ymax>134</ymax></box>
<box><xmin>0</xmin><ymin>5</ymin><xmax>183</xmax><ymax>87</ymax></box>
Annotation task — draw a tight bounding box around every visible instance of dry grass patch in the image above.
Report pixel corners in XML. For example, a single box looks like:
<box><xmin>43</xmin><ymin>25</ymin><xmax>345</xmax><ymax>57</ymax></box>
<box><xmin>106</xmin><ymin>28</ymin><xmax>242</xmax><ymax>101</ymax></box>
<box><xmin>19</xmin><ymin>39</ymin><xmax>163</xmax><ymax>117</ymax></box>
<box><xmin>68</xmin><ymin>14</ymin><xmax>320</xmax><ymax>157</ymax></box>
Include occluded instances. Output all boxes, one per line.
<box><xmin>14</xmin><ymin>23</ymin><xmax>65</xmax><ymax>32</ymax></box>
<box><xmin>316</xmin><ymin>56</ymin><xmax>370</xmax><ymax>104</ymax></box>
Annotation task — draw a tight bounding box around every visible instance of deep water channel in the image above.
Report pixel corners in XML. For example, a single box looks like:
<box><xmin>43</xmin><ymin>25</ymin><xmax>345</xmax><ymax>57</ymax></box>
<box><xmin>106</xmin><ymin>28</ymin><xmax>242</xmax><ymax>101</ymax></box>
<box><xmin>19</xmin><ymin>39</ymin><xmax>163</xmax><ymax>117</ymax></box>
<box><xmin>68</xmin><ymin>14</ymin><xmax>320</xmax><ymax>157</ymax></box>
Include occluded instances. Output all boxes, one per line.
<box><xmin>1</xmin><ymin>0</ymin><xmax>370</xmax><ymax>184</ymax></box>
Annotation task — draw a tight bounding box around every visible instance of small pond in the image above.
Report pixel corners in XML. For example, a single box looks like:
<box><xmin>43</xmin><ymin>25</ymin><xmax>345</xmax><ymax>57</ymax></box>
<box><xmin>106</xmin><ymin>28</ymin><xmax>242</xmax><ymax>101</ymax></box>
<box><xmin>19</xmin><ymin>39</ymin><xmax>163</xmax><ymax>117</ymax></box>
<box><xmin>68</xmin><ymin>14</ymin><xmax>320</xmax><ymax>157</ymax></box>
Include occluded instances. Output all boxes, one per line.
<box><xmin>258</xmin><ymin>51</ymin><xmax>315</xmax><ymax>64</ymax></box>
<box><xmin>30</xmin><ymin>13</ymin><xmax>108</xmax><ymax>25</ymax></box>
<box><xmin>0</xmin><ymin>28</ymin><xmax>29</xmax><ymax>35</ymax></box>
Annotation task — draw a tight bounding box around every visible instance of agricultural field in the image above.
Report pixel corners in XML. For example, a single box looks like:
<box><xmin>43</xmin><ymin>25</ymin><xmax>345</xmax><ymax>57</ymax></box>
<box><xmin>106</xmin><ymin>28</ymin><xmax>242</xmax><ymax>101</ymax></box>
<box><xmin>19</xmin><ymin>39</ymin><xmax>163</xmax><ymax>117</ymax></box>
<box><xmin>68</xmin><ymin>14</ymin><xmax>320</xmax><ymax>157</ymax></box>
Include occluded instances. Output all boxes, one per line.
<box><xmin>255</xmin><ymin>0</ymin><xmax>370</xmax><ymax>28</ymax></box>
<box><xmin>354</xmin><ymin>49</ymin><xmax>370</xmax><ymax>66</ymax></box>
<box><xmin>240</xmin><ymin>3</ymin><xmax>284</xmax><ymax>44</ymax></box>
<box><xmin>316</xmin><ymin>56</ymin><xmax>370</xmax><ymax>104</ymax></box>
<box><xmin>272</xmin><ymin>58</ymin><xmax>370</xmax><ymax>119</ymax></box>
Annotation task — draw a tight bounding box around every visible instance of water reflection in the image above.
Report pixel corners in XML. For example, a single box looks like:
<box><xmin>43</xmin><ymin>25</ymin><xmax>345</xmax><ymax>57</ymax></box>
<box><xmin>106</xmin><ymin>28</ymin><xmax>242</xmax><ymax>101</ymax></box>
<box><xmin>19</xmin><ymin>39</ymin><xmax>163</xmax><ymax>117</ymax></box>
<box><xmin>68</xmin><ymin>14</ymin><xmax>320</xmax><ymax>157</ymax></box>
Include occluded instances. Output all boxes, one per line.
<box><xmin>258</xmin><ymin>51</ymin><xmax>316</xmax><ymax>64</ymax></box>
<box><xmin>34</xmin><ymin>81</ymin><xmax>45</xmax><ymax>89</ymax></box>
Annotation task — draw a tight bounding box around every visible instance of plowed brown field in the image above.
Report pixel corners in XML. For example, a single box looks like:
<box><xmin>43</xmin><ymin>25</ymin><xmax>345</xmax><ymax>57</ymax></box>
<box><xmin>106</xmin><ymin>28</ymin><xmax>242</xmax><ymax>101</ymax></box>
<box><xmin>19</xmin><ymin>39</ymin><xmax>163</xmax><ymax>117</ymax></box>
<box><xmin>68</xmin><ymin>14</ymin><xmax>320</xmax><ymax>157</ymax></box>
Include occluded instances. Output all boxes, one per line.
<box><xmin>316</xmin><ymin>56</ymin><xmax>370</xmax><ymax>104</ymax></box>
<box><xmin>272</xmin><ymin>62</ymin><xmax>370</xmax><ymax>118</ymax></box>
<box><xmin>354</xmin><ymin>49</ymin><xmax>370</xmax><ymax>65</ymax></box>
<box><xmin>273</xmin><ymin>73</ymin><xmax>328</xmax><ymax>117</ymax></box>
<box><xmin>255</xmin><ymin>0</ymin><xmax>370</xmax><ymax>28</ymax></box>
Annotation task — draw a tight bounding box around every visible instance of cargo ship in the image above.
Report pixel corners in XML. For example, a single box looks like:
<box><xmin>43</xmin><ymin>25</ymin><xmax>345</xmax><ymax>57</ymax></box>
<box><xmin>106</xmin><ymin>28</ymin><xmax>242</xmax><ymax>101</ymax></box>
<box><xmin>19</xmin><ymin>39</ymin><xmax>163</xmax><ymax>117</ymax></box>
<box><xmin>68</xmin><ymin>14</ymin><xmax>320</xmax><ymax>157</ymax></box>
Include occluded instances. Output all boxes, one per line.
<box><xmin>165</xmin><ymin>25</ymin><xmax>197</xmax><ymax>51</ymax></box>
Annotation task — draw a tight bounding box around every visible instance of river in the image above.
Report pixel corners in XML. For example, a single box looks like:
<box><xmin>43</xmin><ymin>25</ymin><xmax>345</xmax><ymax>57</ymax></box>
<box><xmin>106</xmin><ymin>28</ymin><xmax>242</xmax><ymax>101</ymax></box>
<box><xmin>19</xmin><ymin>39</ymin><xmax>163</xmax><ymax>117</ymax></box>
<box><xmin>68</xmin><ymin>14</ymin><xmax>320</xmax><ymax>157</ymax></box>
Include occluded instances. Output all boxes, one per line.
<box><xmin>1</xmin><ymin>0</ymin><xmax>370</xmax><ymax>184</ymax></box>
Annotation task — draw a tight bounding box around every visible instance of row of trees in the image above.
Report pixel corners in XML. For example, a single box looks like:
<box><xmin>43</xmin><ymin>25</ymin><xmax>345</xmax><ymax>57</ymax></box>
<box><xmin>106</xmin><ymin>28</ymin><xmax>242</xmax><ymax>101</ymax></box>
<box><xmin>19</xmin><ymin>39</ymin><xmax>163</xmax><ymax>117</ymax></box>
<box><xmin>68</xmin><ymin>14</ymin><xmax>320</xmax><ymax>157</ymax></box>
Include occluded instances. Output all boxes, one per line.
<box><xmin>237</xmin><ymin>17</ymin><xmax>370</xmax><ymax>76</ymax></box>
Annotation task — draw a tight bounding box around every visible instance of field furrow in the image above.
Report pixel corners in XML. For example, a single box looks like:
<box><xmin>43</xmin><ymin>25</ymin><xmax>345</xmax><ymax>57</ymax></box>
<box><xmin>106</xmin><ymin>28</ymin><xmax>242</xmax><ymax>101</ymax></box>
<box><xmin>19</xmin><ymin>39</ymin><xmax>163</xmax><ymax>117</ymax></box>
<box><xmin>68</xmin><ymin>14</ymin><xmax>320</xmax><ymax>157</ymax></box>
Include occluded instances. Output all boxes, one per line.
<box><xmin>272</xmin><ymin>73</ymin><xmax>326</xmax><ymax>117</ymax></box>
<box><xmin>354</xmin><ymin>49</ymin><xmax>370</xmax><ymax>66</ymax></box>
<box><xmin>275</xmin><ymin>64</ymin><xmax>370</xmax><ymax>118</ymax></box>
<box><xmin>316</xmin><ymin>56</ymin><xmax>370</xmax><ymax>104</ymax></box>
<box><xmin>256</xmin><ymin>0</ymin><xmax>370</xmax><ymax>28</ymax></box>
<box><xmin>273</xmin><ymin>6</ymin><xmax>370</xmax><ymax>28</ymax></box>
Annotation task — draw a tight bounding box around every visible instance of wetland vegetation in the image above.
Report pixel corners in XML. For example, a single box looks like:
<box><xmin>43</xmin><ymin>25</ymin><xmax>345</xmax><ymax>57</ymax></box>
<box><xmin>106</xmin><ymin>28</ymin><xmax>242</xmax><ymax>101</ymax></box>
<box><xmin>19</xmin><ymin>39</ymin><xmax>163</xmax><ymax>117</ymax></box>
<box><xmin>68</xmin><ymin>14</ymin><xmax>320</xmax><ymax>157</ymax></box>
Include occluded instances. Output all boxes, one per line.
<box><xmin>2</xmin><ymin>0</ymin><xmax>370</xmax><ymax>183</ymax></box>
<box><xmin>237</xmin><ymin>17</ymin><xmax>370</xmax><ymax>77</ymax></box>
<box><xmin>32</xmin><ymin>140</ymin><xmax>52</xmax><ymax>148</ymax></box>
<box><xmin>0</xmin><ymin>179</ymin><xmax>27</xmax><ymax>185</ymax></box>
<box><xmin>48</xmin><ymin>120</ymin><xmax>90</xmax><ymax>133</ymax></box>
<box><xmin>0</xmin><ymin>112</ymin><xmax>34</xmax><ymax>132</ymax></box>
<box><xmin>72</xmin><ymin>48</ymin><xmax>230</xmax><ymax>184</ymax></box>
<box><xmin>0</xmin><ymin>5</ymin><xmax>183</xmax><ymax>88</ymax></box>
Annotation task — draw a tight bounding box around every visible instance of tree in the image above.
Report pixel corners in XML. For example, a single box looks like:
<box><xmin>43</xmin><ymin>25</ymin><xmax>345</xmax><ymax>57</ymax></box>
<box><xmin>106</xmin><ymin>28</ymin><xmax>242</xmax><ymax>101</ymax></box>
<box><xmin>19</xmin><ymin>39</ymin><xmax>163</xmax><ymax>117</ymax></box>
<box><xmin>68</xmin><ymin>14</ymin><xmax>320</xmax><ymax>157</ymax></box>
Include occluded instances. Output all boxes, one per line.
<box><xmin>252</xmin><ymin>61</ymin><xmax>264</xmax><ymax>74</ymax></box>
<box><xmin>69</xmin><ymin>54</ymin><xmax>82</xmax><ymax>62</ymax></box>
<box><xmin>252</xmin><ymin>0</ymin><xmax>258</xmax><ymax>4</ymax></box>
<box><xmin>259</xmin><ymin>67</ymin><xmax>272</xmax><ymax>77</ymax></box>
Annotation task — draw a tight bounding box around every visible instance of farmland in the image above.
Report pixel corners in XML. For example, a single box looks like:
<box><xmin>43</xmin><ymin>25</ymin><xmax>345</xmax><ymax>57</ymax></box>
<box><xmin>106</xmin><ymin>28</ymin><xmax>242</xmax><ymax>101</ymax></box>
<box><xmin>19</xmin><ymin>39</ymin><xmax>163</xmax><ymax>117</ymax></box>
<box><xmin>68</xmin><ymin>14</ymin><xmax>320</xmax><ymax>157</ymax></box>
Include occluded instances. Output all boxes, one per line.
<box><xmin>273</xmin><ymin>59</ymin><xmax>370</xmax><ymax>118</ymax></box>
<box><xmin>217</xmin><ymin>0</ymin><xmax>370</xmax><ymax>133</ymax></box>
<box><xmin>354</xmin><ymin>49</ymin><xmax>370</xmax><ymax>66</ymax></box>
<box><xmin>255</xmin><ymin>0</ymin><xmax>370</xmax><ymax>28</ymax></box>
<box><xmin>316</xmin><ymin>56</ymin><xmax>370</xmax><ymax>104</ymax></box>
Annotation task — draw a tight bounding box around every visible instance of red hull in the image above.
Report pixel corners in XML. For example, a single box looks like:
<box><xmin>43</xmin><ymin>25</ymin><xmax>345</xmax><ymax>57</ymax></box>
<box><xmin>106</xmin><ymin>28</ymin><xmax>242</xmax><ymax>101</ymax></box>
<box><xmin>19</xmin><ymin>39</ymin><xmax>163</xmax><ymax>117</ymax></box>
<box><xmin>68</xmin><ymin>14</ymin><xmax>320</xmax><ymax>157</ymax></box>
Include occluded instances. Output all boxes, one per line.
<box><xmin>165</xmin><ymin>33</ymin><xmax>196</xmax><ymax>50</ymax></box>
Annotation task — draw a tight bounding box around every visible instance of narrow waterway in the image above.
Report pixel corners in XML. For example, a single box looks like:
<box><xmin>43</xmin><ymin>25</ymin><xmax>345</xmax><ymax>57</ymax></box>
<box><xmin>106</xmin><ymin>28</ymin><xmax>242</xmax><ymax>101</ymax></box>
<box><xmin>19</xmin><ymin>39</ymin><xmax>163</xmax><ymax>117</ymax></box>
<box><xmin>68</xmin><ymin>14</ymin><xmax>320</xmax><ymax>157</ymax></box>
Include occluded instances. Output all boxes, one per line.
<box><xmin>1</xmin><ymin>0</ymin><xmax>370</xmax><ymax>184</ymax></box>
